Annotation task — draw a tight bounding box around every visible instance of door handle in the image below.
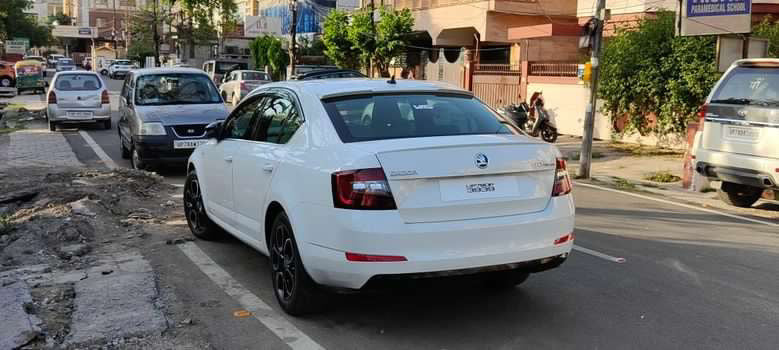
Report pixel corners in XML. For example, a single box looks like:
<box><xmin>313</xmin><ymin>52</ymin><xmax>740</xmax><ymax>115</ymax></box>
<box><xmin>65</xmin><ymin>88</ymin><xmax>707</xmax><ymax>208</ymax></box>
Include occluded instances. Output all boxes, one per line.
<box><xmin>224</xmin><ymin>156</ymin><xmax>233</xmax><ymax>163</ymax></box>
<box><xmin>262</xmin><ymin>164</ymin><xmax>274</xmax><ymax>173</ymax></box>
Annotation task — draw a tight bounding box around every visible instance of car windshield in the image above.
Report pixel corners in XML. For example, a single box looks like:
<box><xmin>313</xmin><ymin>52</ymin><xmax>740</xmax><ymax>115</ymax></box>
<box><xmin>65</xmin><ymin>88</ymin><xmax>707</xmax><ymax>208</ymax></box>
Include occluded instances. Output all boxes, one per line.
<box><xmin>58</xmin><ymin>59</ymin><xmax>74</xmax><ymax>65</ymax></box>
<box><xmin>215</xmin><ymin>62</ymin><xmax>248</xmax><ymax>74</ymax></box>
<box><xmin>242</xmin><ymin>71</ymin><xmax>269</xmax><ymax>81</ymax></box>
<box><xmin>55</xmin><ymin>74</ymin><xmax>102</xmax><ymax>91</ymax></box>
<box><xmin>135</xmin><ymin>73</ymin><xmax>221</xmax><ymax>105</ymax></box>
<box><xmin>322</xmin><ymin>93</ymin><xmax>515</xmax><ymax>142</ymax></box>
<box><xmin>711</xmin><ymin>67</ymin><xmax>779</xmax><ymax>105</ymax></box>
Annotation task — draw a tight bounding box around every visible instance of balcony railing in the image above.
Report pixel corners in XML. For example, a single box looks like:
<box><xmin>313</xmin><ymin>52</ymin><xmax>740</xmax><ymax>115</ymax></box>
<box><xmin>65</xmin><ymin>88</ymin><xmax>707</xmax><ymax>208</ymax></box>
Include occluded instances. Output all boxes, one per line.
<box><xmin>528</xmin><ymin>62</ymin><xmax>579</xmax><ymax>77</ymax></box>
<box><xmin>474</xmin><ymin>63</ymin><xmax>521</xmax><ymax>74</ymax></box>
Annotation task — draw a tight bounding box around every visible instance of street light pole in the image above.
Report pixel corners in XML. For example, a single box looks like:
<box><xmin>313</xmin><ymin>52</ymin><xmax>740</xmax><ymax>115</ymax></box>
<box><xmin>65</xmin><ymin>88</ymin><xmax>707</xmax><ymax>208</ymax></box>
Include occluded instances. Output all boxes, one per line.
<box><xmin>578</xmin><ymin>0</ymin><xmax>606</xmax><ymax>179</ymax></box>
<box><xmin>289</xmin><ymin>0</ymin><xmax>298</xmax><ymax>76</ymax></box>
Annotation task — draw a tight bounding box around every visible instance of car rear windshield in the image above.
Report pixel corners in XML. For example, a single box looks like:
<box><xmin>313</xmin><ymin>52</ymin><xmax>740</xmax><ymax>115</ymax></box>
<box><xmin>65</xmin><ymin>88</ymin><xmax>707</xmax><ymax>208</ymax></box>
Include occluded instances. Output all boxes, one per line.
<box><xmin>58</xmin><ymin>59</ymin><xmax>74</xmax><ymax>65</ymax></box>
<box><xmin>711</xmin><ymin>67</ymin><xmax>779</xmax><ymax>105</ymax></box>
<box><xmin>242</xmin><ymin>71</ymin><xmax>269</xmax><ymax>81</ymax></box>
<box><xmin>216</xmin><ymin>62</ymin><xmax>248</xmax><ymax>74</ymax></box>
<box><xmin>322</xmin><ymin>93</ymin><xmax>515</xmax><ymax>142</ymax></box>
<box><xmin>55</xmin><ymin>74</ymin><xmax>102</xmax><ymax>91</ymax></box>
<box><xmin>135</xmin><ymin>73</ymin><xmax>221</xmax><ymax>105</ymax></box>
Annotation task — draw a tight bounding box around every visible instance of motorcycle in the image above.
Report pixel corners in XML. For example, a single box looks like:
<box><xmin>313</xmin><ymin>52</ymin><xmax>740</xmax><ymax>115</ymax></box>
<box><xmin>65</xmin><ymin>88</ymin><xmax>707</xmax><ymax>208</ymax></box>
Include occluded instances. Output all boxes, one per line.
<box><xmin>498</xmin><ymin>92</ymin><xmax>558</xmax><ymax>143</ymax></box>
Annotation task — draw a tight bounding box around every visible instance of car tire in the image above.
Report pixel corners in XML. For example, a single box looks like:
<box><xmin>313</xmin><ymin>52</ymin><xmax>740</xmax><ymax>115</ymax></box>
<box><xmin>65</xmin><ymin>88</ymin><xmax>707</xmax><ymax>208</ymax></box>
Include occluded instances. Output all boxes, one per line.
<box><xmin>130</xmin><ymin>145</ymin><xmax>146</xmax><ymax>171</ymax></box>
<box><xmin>269</xmin><ymin>211</ymin><xmax>325</xmax><ymax>316</ymax></box>
<box><xmin>48</xmin><ymin>120</ymin><xmax>57</xmax><ymax>132</ymax></box>
<box><xmin>102</xmin><ymin>119</ymin><xmax>111</xmax><ymax>130</ymax></box>
<box><xmin>482</xmin><ymin>269</ymin><xmax>530</xmax><ymax>289</ymax></box>
<box><xmin>718</xmin><ymin>182</ymin><xmax>762</xmax><ymax>208</ymax></box>
<box><xmin>183</xmin><ymin>170</ymin><xmax>223</xmax><ymax>240</ymax></box>
<box><xmin>119</xmin><ymin>133</ymin><xmax>130</xmax><ymax>159</ymax></box>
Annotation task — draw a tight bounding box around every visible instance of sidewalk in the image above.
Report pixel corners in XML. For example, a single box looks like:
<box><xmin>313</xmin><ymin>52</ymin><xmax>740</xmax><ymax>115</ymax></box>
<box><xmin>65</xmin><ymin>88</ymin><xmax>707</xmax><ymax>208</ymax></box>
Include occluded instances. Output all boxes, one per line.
<box><xmin>556</xmin><ymin>135</ymin><xmax>779</xmax><ymax>221</ymax></box>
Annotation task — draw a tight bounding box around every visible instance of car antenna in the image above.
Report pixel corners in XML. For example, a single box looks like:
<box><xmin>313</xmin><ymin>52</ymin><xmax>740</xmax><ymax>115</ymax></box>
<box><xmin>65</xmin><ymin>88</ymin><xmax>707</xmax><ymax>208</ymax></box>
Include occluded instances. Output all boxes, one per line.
<box><xmin>387</xmin><ymin>75</ymin><xmax>396</xmax><ymax>84</ymax></box>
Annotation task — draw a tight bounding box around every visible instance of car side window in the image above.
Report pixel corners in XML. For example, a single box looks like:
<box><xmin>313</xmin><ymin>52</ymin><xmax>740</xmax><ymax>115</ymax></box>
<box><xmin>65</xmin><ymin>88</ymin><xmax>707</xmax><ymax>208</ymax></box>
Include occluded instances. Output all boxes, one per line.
<box><xmin>222</xmin><ymin>96</ymin><xmax>264</xmax><ymax>140</ymax></box>
<box><xmin>252</xmin><ymin>92</ymin><xmax>302</xmax><ymax>144</ymax></box>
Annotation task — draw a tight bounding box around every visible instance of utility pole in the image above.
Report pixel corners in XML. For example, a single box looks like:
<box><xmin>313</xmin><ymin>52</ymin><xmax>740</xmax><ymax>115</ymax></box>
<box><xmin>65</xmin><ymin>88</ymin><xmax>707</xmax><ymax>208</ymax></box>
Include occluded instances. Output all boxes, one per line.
<box><xmin>289</xmin><ymin>0</ymin><xmax>298</xmax><ymax>76</ymax></box>
<box><xmin>578</xmin><ymin>0</ymin><xmax>606</xmax><ymax>179</ymax></box>
<box><xmin>153</xmin><ymin>0</ymin><xmax>160</xmax><ymax>67</ymax></box>
<box><xmin>369</xmin><ymin>0</ymin><xmax>375</xmax><ymax>77</ymax></box>
<box><xmin>112</xmin><ymin>0</ymin><xmax>118</xmax><ymax>51</ymax></box>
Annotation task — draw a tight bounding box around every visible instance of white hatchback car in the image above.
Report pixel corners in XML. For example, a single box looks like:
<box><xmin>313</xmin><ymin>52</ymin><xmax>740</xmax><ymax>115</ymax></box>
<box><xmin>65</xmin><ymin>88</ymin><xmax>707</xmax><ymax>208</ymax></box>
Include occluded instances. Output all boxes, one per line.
<box><xmin>46</xmin><ymin>71</ymin><xmax>111</xmax><ymax>131</ymax></box>
<box><xmin>185</xmin><ymin>79</ymin><xmax>575</xmax><ymax>315</ymax></box>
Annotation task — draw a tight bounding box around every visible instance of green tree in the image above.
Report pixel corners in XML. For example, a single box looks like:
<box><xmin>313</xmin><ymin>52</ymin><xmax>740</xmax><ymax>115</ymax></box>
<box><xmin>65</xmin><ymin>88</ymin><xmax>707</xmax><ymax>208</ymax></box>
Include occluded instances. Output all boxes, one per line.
<box><xmin>166</xmin><ymin>0</ymin><xmax>237</xmax><ymax>59</ymax></box>
<box><xmin>347</xmin><ymin>10</ymin><xmax>375</xmax><ymax>71</ymax></box>
<box><xmin>322</xmin><ymin>10</ymin><xmax>361</xmax><ymax>69</ymax></box>
<box><xmin>599</xmin><ymin>12</ymin><xmax>719</xmax><ymax>134</ymax></box>
<box><xmin>373</xmin><ymin>7</ymin><xmax>414</xmax><ymax>76</ymax></box>
<box><xmin>249</xmin><ymin>35</ymin><xmax>288</xmax><ymax>80</ymax></box>
<box><xmin>0</xmin><ymin>0</ymin><xmax>51</xmax><ymax>47</ymax></box>
<box><xmin>753</xmin><ymin>16</ymin><xmax>779</xmax><ymax>57</ymax></box>
<box><xmin>47</xmin><ymin>12</ymin><xmax>73</xmax><ymax>26</ymax></box>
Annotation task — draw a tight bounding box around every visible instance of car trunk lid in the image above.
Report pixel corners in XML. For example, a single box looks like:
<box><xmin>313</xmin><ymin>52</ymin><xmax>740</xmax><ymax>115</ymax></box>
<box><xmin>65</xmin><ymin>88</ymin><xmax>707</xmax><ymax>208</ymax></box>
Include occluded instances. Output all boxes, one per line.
<box><xmin>361</xmin><ymin>136</ymin><xmax>557</xmax><ymax>223</ymax></box>
<box><xmin>702</xmin><ymin>104</ymin><xmax>779</xmax><ymax>159</ymax></box>
<box><xmin>56</xmin><ymin>90</ymin><xmax>102</xmax><ymax>108</ymax></box>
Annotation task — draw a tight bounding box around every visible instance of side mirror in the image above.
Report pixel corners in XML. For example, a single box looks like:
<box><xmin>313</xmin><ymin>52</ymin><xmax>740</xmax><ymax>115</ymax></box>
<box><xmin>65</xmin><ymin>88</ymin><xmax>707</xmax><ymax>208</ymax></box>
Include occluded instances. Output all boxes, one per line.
<box><xmin>205</xmin><ymin>121</ymin><xmax>223</xmax><ymax>140</ymax></box>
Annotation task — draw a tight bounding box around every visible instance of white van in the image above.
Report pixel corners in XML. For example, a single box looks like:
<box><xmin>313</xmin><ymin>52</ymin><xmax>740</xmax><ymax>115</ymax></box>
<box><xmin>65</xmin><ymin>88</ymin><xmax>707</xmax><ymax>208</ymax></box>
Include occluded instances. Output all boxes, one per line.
<box><xmin>695</xmin><ymin>59</ymin><xmax>779</xmax><ymax>207</ymax></box>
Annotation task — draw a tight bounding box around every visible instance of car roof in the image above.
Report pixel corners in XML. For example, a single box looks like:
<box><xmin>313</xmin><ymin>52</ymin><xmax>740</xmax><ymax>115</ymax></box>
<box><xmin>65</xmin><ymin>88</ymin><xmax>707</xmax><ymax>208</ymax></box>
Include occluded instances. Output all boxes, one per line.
<box><xmin>55</xmin><ymin>70</ymin><xmax>98</xmax><ymax>76</ymax></box>
<box><xmin>132</xmin><ymin>67</ymin><xmax>208</xmax><ymax>77</ymax></box>
<box><xmin>295</xmin><ymin>69</ymin><xmax>363</xmax><ymax>78</ymax></box>
<box><xmin>255</xmin><ymin>79</ymin><xmax>470</xmax><ymax>100</ymax></box>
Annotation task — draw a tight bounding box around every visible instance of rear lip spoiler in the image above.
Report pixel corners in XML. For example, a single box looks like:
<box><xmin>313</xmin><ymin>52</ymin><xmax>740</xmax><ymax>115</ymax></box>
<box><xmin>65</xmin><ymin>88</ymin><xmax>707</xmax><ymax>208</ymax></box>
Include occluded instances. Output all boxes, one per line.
<box><xmin>321</xmin><ymin>88</ymin><xmax>473</xmax><ymax>100</ymax></box>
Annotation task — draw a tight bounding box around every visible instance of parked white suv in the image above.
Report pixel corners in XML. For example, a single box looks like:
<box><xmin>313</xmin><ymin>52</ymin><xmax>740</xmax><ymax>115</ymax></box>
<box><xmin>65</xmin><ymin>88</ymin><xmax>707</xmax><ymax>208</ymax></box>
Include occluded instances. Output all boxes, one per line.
<box><xmin>695</xmin><ymin>59</ymin><xmax>779</xmax><ymax>207</ymax></box>
<box><xmin>185</xmin><ymin>79</ymin><xmax>575</xmax><ymax>315</ymax></box>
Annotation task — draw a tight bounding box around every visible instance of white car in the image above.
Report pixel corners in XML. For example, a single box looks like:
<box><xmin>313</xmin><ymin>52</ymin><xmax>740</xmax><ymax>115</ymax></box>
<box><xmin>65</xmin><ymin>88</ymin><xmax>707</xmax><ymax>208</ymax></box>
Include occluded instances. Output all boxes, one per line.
<box><xmin>46</xmin><ymin>71</ymin><xmax>111</xmax><ymax>131</ymax></box>
<box><xmin>219</xmin><ymin>70</ymin><xmax>271</xmax><ymax>106</ymax></box>
<box><xmin>108</xmin><ymin>59</ymin><xmax>134</xmax><ymax>79</ymax></box>
<box><xmin>695</xmin><ymin>59</ymin><xmax>779</xmax><ymax>207</ymax></box>
<box><xmin>185</xmin><ymin>79</ymin><xmax>575</xmax><ymax>315</ymax></box>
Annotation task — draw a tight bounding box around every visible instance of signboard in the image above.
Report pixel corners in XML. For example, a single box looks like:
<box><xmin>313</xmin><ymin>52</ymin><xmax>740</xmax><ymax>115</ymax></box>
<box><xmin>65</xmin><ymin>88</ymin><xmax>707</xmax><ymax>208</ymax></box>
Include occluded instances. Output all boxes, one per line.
<box><xmin>244</xmin><ymin>16</ymin><xmax>282</xmax><ymax>37</ymax></box>
<box><xmin>52</xmin><ymin>26</ymin><xmax>97</xmax><ymax>39</ymax></box>
<box><xmin>678</xmin><ymin>0</ymin><xmax>751</xmax><ymax>36</ymax></box>
<box><xmin>336</xmin><ymin>0</ymin><xmax>359</xmax><ymax>10</ymax></box>
<box><xmin>5</xmin><ymin>43</ymin><xmax>27</xmax><ymax>55</ymax></box>
<box><xmin>12</xmin><ymin>38</ymin><xmax>30</xmax><ymax>50</ymax></box>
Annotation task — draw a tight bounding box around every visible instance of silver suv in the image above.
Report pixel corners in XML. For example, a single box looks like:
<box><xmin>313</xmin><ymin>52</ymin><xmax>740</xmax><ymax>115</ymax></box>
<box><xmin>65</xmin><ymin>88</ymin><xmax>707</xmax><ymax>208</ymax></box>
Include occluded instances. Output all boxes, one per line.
<box><xmin>694</xmin><ymin>59</ymin><xmax>779</xmax><ymax>207</ymax></box>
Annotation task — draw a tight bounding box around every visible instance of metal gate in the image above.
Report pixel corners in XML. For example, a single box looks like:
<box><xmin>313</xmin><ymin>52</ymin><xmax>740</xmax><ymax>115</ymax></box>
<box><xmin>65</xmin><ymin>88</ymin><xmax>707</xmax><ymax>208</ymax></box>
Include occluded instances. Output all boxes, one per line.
<box><xmin>472</xmin><ymin>64</ymin><xmax>521</xmax><ymax>110</ymax></box>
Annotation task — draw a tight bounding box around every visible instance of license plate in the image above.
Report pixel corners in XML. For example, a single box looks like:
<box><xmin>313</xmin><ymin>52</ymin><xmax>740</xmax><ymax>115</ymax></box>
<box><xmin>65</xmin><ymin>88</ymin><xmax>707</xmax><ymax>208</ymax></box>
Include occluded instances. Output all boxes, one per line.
<box><xmin>440</xmin><ymin>176</ymin><xmax>518</xmax><ymax>201</ymax></box>
<box><xmin>66</xmin><ymin>111</ymin><xmax>93</xmax><ymax>119</ymax></box>
<box><xmin>173</xmin><ymin>139</ymin><xmax>208</xmax><ymax>149</ymax></box>
<box><xmin>725</xmin><ymin>125</ymin><xmax>760</xmax><ymax>141</ymax></box>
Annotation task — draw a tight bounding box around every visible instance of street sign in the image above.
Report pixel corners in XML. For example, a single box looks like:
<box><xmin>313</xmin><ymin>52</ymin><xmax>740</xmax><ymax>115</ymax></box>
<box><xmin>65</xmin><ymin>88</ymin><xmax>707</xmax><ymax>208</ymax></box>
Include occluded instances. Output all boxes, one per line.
<box><xmin>52</xmin><ymin>26</ymin><xmax>97</xmax><ymax>39</ymax></box>
<box><xmin>5</xmin><ymin>43</ymin><xmax>27</xmax><ymax>55</ymax></box>
<box><xmin>244</xmin><ymin>16</ymin><xmax>283</xmax><ymax>37</ymax></box>
<box><xmin>678</xmin><ymin>0</ymin><xmax>751</xmax><ymax>36</ymax></box>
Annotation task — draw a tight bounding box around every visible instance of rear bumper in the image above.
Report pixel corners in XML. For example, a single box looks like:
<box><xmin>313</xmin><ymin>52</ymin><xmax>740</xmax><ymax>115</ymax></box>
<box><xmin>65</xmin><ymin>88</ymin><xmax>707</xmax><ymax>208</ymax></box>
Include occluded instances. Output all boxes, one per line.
<box><xmin>47</xmin><ymin>105</ymin><xmax>110</xmax><ymax>122</ymax></box>
<box><xmin>293</xmin><ymin>195</ymin><xmax>575</xmax><ymax>289</ymax></box>
<box><xmin>695</xmin><ymin>148</ymin><xmax>779</xmax><ymax>189</ymax></box>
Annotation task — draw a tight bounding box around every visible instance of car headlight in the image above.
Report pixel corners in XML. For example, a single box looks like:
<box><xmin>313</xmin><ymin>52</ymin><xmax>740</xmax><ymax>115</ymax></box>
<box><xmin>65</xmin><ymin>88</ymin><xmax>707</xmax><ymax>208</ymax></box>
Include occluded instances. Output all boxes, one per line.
<box><xmin>139</xmin><ymin>122</ymin><xmax>167</xmax><ymax>136</ymax></box>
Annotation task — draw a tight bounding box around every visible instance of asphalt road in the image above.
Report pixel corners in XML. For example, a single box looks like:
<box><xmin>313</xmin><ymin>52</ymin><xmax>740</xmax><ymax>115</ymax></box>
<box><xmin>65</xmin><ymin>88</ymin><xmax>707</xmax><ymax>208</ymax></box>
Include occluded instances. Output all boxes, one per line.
<box><xmin>61</xmin><ymin>76</ymin><xmax>779</xmax><ymax>349</ymax></box>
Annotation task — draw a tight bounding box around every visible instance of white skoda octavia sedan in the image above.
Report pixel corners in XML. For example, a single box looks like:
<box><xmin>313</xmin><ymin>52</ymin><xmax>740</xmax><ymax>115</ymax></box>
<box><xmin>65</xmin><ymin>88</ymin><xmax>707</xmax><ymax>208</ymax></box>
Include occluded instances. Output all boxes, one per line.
<box><xmin>185</xmin><ymin>79</ymin><xmax>575</xmax><ymax>315</ymax></box>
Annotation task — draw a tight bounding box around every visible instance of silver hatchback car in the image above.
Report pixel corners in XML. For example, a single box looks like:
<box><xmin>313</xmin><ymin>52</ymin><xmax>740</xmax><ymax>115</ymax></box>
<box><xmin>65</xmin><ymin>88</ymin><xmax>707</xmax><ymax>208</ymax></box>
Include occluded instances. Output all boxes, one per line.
<box><xmin>46</xmin><ymin>71</ymin><xmax>111</xmax><ymax>131</ymax></box>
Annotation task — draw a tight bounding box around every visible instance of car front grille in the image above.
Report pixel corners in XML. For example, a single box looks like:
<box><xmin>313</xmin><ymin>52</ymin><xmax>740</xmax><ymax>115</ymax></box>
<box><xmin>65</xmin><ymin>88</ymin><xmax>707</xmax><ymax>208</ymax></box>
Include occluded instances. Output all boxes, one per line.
<box><xmin>171</xmin><ymin>124</ymin><xmax>207</xmax><ymax>138</ymax></box>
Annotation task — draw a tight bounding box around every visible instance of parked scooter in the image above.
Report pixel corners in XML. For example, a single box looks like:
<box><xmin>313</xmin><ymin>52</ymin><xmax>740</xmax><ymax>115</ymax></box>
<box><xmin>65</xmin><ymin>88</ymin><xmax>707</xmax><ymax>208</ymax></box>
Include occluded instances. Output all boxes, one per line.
<box><xmin>498</xmin><ymin>92</ymin><xmax>558</xmax><ymax>143</ymax></box>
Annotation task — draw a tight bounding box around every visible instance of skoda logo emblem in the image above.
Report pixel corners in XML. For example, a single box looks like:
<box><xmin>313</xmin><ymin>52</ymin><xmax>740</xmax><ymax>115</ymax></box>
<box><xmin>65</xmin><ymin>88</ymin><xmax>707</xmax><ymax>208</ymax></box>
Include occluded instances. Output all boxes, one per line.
<box><xmin>475</xmin><ymin>153</ymin><xmax>488</xmax><ymax>169</ymax></box>
<box><xmin>737</xmin><ymin>109</ymin><xmax>747</xmax><ymax>117</ymax></box>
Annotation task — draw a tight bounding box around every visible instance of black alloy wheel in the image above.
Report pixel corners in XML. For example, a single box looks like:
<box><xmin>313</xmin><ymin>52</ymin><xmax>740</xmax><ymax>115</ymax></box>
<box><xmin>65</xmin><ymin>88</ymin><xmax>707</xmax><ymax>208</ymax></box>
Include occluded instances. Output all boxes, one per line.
<box><xmin>183</xmin><ymin>170</ymin><xmax>221</xmax><ymax>240</ymax></box>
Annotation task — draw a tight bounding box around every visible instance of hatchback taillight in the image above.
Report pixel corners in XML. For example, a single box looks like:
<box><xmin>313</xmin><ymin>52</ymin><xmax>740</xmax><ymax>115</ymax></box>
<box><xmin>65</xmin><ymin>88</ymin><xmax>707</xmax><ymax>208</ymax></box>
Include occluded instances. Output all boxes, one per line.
<box><xmin>332</xmin><ymin>168</ymin><xmax>397</xmax><ymax>210</ymax></box>
<box><xmin>697</xmin><ymin>104</ymin><xmax>708</xmax><ymax>132</ymax></box>
<box><xmin>101</xmin><ymin>90</ymin><xmax>109</xmax><ymax>104</ymax></box>
<box><xmin>552</xmin><ymin>158</ymin><xmax>572</xmax><ymax>196</ymax></box>
<box><xmin>48</xmin><ymin>91</ymin><xmax>57</xmax><ymax>104</ymax></box>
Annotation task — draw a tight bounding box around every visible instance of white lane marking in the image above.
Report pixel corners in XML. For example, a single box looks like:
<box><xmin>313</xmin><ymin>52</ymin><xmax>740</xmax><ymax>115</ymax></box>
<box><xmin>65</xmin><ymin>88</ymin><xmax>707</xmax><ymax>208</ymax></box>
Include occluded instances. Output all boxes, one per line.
<box><xmin>178</xmin><ymin>242</ymin><xmax>325</xmax><ymax>350</ymax></box>
<box><xmin>78</xmin><ymin>130</ymin><xmax>117</xmax><ymax>170</ymax></box>
<box><xmin>573</xmin><ymin>245</ymin><xmax>626</xmax><ymax>263</ymax></box>
<box><xmin>575</xmin><ymin>182</ymin><xmax>779</xmax><ymax>228</ymax></box>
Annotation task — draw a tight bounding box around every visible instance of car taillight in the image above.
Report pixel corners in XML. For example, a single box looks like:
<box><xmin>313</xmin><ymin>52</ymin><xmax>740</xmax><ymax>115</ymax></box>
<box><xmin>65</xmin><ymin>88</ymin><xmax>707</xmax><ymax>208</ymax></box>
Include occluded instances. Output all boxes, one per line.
<box><xmin>332</xmin><ymin>168</ymin><xmax>397</xmax><ymax>210</ymax></box>
<box><xmin>101</xmin><ymin>90</ymin><xmax>109</xmax><ymax>104</ymax></box>
<box><xmin>697</xmin><ymin>104</ymin><xmax>708</xmax><ymax>132</ymax></box>
<box><xmin>48</xmin><ymin>91</ymin><xmax>57</xmax><ymax>104</ymax></box>
<box><xmin>554</xmin><ymin>233</ymin><xmax>574</xmax><ymax>245</ymax></box>
<box><xmin>552</xmin><ymin>158</ymin><xmax>572</xmax><ymax>197</ymax></box>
